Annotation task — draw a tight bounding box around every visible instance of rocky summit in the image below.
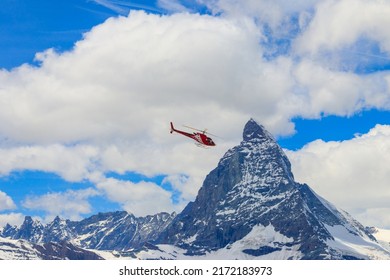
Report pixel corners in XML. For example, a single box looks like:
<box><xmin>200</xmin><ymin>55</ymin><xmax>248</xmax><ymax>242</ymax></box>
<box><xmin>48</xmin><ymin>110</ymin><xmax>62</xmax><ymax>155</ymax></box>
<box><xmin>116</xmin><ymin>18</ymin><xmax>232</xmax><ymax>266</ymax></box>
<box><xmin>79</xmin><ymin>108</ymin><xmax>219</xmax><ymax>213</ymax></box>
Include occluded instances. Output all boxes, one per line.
<box><xmin>1</xmin><ymin>119</ymin><xmax>389</xmax><ymax>259</ymax></box>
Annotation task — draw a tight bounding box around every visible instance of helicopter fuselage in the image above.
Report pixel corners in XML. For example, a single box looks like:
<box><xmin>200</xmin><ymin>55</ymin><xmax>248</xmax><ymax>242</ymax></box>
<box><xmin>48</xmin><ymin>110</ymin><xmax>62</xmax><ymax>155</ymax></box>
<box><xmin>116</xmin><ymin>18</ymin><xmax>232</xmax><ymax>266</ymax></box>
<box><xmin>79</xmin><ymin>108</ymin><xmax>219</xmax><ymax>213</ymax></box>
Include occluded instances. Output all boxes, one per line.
<box><xmin>170</xmin><ymin>122</ymin><xmax>216</xmax><ymax>146</ymax></box>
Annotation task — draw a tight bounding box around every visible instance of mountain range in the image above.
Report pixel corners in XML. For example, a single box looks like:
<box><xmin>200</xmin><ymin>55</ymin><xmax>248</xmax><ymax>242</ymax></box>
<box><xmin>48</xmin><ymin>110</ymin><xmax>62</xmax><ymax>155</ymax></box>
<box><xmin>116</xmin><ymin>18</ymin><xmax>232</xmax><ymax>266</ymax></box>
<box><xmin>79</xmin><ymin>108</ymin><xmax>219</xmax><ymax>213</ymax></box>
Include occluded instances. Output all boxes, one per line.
<box><xmin>1</xmin><ymin>119</ymin><xmax>389</xmax><ymax>259</ymax></box>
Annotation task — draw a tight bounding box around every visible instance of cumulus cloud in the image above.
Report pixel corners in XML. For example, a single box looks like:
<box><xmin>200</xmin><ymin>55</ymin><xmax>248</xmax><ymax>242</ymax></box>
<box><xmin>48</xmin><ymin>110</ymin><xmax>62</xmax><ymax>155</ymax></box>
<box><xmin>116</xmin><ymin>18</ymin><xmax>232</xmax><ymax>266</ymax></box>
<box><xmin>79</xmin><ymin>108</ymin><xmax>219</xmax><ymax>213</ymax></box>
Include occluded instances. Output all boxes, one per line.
<box><xmin>1</xmin><ymin>9</ymin><xmax>389</xmax><ymax>144</ymax></box>
<box><xmin>0</xmin><ymin>144</ymin><xmax>99</xmax><ymax>182</ymax></box>
<box><xmin>0</xmin><ymin>12</ymin><xmax>266</xmax><ymax>143</ymax></box>
<box><xmin>0</xmin><ymin>213</ymin><xmax>25</xmax><ymax>227</ymax></box>
<box><xmin>22</xmin><ymin>188</ymin><xmax>99</xmax><ymax>221</ymax></box>
<box><xmin>0</xmin><ymin>191</ymin><xmax>16</xmax><ymax>211</ymax></box>
<box><xmin>286</xmin><ymin>125</ymin><xmax>390</xmax><ymax>228</ymax></box>
<box><xmin>95</xmin><ymin>177</ymin><xmax>177</xmax><ymax>216</ymax></box>
<box><xmin>287</xmin><ymin>60</ymin><xmax>390</xmax><ymax>117</ymax></box>
<box><xmin>294</xmin><ymin>0</ymin><xmax>390</xmax><ymax>55</ymax></box>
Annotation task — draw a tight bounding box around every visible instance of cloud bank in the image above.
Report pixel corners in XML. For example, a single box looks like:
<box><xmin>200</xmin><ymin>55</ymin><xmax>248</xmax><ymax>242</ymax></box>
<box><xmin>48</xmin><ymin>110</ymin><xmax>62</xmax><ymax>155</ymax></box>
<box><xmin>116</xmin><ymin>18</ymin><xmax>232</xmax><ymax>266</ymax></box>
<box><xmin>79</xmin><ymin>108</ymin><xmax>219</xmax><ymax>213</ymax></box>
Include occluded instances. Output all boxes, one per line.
<box><xmin>287</xmin><ymin>124</ymin><xmax>390</xmax><ymax>228</ymax></box>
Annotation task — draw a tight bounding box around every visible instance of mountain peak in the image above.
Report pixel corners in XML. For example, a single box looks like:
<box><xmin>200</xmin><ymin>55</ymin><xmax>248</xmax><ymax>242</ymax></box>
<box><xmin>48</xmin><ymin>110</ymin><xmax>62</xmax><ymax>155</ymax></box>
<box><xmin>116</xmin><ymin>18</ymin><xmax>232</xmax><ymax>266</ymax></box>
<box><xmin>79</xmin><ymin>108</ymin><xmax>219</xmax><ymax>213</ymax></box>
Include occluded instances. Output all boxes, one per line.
<box><xmin>243</xmin><ymin>118</ymin><xmax>274</xmax><ymax>142</ymax></box>
<box><xmin>239</xmin><ymin>118</ymin><xmax>294</xmax><ymax>184</ymax></box>
<box><xmin>23</xmin><ymin>216</ymin><xmax>34</xmax><ymax>224</ymax></box>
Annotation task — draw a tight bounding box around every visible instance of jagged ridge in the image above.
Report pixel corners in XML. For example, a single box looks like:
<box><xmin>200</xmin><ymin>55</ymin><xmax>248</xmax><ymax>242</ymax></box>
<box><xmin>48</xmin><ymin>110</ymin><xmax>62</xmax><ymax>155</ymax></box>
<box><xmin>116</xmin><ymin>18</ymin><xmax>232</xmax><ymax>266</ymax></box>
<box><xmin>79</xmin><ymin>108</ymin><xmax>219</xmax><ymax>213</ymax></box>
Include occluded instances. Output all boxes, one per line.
<box><xmin>1</xmin><ymin>211</ymin><xmax>176</xmax><ymax>252</ymax></box>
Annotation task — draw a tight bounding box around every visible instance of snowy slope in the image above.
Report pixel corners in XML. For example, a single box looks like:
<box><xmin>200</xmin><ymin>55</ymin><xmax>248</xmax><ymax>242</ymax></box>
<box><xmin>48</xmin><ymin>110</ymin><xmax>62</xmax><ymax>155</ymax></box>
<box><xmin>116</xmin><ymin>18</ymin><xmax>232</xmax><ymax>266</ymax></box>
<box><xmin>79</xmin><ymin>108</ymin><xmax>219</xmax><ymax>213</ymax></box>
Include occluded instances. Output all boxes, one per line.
<box><xmin>0</xmin><ymin>237</ymin><xmax>41</xmax><ymax>260</ymax></box>
<box><xmin>0</xmin><ymin>237</ymin><xmax>103</xmax><ymax>260</ymax></box>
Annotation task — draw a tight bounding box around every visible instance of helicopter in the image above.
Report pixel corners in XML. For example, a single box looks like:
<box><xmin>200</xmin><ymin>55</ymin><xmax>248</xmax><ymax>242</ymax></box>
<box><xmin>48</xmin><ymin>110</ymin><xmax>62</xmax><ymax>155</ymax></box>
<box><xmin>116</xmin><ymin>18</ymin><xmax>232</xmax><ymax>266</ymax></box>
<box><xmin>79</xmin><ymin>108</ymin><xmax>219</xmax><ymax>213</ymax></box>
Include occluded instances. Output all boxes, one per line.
<box><xmin>170</xmin><ymin>122</ymin><xmax>216</xmax><ymax>147</ymax></box>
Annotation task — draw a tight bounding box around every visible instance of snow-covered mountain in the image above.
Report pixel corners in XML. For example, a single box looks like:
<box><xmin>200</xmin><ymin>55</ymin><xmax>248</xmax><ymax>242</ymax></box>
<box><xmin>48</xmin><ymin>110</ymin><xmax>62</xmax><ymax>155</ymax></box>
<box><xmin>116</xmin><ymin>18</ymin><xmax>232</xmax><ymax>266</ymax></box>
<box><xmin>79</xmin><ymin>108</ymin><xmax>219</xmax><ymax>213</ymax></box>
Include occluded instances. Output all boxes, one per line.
<box><xmin>1</xmin><ymin>211</ymin><xmax>175</xmax><ymax>253</ymax></box>
<box><xmin>0</xmin><ymin>237</ymin><xmax>102</xmax><ymax>260</ymax></box>
<box><xmin>1</xmin><ymin>119</ymin><xmax>389</xmax><ymax>259</ymax></box>
<box><xmin>155</xmin><ymin>119</ymin><xmax>390</xmax><ymax>259</ymax></box>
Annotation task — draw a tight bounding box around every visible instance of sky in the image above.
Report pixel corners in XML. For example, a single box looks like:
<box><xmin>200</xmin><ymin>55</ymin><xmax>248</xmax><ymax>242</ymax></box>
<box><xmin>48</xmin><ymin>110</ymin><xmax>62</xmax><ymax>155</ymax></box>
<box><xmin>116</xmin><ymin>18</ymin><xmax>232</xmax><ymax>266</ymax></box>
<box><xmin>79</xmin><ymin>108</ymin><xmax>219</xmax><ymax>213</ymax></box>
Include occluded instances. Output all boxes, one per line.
<box><xmin>0</xmin><ymin>0</ymin><xmax>390</xmax><ymax>229</ymax></box>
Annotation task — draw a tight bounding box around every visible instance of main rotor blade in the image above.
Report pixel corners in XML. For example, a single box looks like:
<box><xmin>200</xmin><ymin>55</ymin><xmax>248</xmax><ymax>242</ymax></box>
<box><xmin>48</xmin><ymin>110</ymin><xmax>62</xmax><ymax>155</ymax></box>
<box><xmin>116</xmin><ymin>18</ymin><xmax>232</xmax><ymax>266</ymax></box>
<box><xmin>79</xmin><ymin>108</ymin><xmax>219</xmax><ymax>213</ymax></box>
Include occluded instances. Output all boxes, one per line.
<box><xmin>183</xmin><ymin>125</ymin><xmax>204</xmax><ymax>133</ymax></box>
<box><xmin>183</xmin><ymin>125</ymin><xmax>220</xmax><ymax>138</ymax></box>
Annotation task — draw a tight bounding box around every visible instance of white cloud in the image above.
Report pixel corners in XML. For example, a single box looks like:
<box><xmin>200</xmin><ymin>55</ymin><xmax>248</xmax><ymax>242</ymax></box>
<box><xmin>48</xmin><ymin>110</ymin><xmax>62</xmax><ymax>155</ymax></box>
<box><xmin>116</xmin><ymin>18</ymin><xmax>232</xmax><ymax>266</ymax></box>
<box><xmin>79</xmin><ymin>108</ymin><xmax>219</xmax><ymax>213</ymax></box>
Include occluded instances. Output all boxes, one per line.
<box><xmin>1</xmin><ymin>12</ymin><xmax>258</xmax><ymax>143</ymax></box>
<box><xmin>1</xmin><ymin>9</ymin><xmax>389</xmax><ymax>143</ymax></box>
<box><xmin>0</xmin><ymin>213</ymin><xmax>25</xmax><ymax>227</ymax></box>
<box><xmin>0</xmin><ymin>144</ymin><xmax>100</xmax><ymax>182</ymax></box>
<box><xmin>95</xmin><ymin>177</ymin><xmax>177</xmax><ymax>216</ymax></box>
<box><xmin>294</xmin><ymin>0</ymin><xmax>390</xmax><ymax>55</ymax></box>
<box><xmin>286</xmin><ymin>125</ymin><xmax>390</xmax><ymax>228</ymax></box>
<box><xmin>22</xmin><ymin>188</ymin><xmax>99</xmax><ymax>221</ymax></box>
<box><xmin>286</xmin><ymin>60</ymin><xmax>390</xmax><ymax>117</ymax></box>
<box><xmin>0</xmin><ymin>191</ymin><xmax>16</xmax><ymax>211</ymax></box>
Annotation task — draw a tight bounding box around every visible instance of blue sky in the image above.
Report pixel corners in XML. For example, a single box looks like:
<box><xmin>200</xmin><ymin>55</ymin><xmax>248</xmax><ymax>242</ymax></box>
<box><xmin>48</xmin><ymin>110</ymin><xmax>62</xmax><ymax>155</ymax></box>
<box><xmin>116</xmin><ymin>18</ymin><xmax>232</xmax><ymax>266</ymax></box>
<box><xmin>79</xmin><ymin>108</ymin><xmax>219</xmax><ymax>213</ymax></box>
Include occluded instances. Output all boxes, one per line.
<box><xmin>1</xmin><ymin>0</ymin><xmax>390</xmax><ymax>228</ymax></box>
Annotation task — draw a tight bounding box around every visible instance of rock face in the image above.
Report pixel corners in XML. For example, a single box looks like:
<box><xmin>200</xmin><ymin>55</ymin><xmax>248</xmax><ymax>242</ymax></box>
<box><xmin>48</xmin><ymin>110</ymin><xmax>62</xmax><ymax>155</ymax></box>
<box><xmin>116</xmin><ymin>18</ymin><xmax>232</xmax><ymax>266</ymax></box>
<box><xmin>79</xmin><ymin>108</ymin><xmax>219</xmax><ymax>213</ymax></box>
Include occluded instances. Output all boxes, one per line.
<box><xmin>68</xmin><ymin>211</ymin><xmax>175</xmax><ymax>250</ymax></box>
<box><xmin>1</xmin><ymin>119</ymin><xmax>389</xmax><ymax>259</ymax></box>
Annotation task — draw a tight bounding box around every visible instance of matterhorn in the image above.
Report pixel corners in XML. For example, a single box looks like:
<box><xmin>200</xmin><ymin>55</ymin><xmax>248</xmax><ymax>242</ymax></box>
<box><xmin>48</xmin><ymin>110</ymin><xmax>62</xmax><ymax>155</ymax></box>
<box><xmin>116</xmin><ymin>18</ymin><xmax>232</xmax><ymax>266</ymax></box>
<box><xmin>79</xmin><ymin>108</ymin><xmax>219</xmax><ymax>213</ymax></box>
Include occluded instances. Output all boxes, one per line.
<box><xmin>155</xmin><ymin>119</ymin><xmax>390</xmax><ymax>259</ymax></box>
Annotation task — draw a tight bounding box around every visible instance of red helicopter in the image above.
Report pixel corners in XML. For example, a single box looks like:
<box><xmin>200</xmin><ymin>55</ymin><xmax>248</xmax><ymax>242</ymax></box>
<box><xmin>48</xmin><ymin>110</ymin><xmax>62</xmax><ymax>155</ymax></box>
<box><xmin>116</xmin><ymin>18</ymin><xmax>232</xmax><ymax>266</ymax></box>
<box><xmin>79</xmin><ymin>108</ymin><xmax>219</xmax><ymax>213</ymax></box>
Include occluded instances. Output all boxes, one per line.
<box><xmin>170</xmin><ymin>122</ymin><xmax>216</xmax><ymax>147</ymax></box>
